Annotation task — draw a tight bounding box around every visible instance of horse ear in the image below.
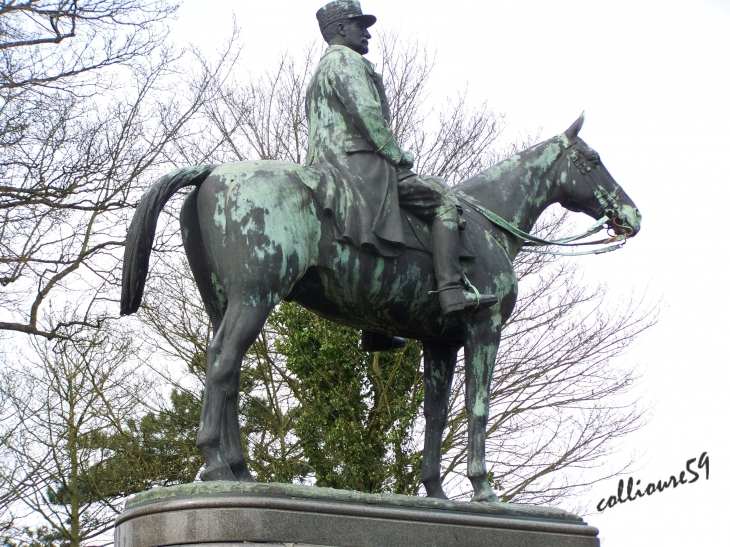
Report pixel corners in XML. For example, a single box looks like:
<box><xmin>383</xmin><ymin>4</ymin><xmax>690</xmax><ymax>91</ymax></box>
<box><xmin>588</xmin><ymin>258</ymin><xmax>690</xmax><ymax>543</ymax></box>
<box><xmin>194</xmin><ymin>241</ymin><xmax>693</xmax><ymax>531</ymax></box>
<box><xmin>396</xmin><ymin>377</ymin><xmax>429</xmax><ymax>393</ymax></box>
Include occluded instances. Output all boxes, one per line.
<box><xmin>565</xmin><ymin>112</ymin><xmax>586</xmax><ymax>140</ymax></box>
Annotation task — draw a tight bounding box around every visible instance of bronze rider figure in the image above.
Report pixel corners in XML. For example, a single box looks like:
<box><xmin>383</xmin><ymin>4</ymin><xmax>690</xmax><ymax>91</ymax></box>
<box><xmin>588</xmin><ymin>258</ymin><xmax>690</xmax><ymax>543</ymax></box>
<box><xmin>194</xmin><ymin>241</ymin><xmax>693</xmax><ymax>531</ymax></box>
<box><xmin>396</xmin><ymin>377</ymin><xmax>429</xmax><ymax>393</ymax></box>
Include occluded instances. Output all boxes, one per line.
<box><xmin>298</xmin><ymin>1</ymin><xmax>497</xmax><ymax>350</ymax></box>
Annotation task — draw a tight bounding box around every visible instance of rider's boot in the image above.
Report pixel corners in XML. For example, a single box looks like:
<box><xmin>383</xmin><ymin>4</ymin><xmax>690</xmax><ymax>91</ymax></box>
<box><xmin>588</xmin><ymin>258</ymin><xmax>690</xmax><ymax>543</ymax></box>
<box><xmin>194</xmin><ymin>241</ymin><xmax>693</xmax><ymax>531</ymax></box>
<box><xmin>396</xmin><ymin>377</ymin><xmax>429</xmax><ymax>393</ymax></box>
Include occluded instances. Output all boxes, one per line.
<box><xmin>431</xmin><ymin>218</ymin><xmax>498</xmax><ymax>317</ymax></box>
<box><xmin>361</xmin><ymin>331</ymin><xmax>407</xmax><ymax>352</ymax></box>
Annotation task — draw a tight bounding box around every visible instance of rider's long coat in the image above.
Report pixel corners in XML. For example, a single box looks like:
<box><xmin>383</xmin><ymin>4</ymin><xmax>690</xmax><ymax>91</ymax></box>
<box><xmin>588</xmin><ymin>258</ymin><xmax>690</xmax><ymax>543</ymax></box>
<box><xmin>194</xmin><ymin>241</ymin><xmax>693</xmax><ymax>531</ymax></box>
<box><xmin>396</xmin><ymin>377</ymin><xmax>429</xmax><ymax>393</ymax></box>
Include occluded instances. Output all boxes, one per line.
<box><xmin>295</xmin><ymin>45</ymin><xmax>408</xmax><ymax>257</ymax></box>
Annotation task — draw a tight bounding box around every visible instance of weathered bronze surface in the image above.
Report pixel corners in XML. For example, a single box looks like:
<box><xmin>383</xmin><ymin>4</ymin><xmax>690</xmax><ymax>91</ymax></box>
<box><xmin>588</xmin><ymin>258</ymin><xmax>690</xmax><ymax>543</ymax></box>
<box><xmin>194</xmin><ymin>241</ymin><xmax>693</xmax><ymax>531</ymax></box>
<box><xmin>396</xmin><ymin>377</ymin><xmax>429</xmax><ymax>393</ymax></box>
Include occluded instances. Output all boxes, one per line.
<box><xmin>121</xmin><ymin>115</ymin><xmax>641</xmax><ymax>501</ymax></box>
<box><xmin>125</xmin><ymin>481</ymin><xmax>584</xmax><ymax>521</ymax></box>
<box><xmin>120</xmin><ymin>0</ymin><xmax>641</xmax><ymax>503</ymax></box>
<box><xmin>116</xmin><ymin>482</ymin><xmax>600</xmax><ymax>547</ymax></box>
<box><xmin>304</xmin><ymin>0</ymin><xmax>495</xmax><ymax>319</ymax></box>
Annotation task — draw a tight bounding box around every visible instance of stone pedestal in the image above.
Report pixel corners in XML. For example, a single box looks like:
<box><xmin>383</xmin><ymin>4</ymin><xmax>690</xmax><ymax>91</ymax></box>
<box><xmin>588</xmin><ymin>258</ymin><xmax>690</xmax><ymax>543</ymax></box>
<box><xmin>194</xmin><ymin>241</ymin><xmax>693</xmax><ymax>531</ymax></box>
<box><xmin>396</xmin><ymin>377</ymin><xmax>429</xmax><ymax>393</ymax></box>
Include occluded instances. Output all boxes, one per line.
<box><xmin>115</xmin><ymin>483</ymin><xmax>599</xmax><ymax>547</ymax></box>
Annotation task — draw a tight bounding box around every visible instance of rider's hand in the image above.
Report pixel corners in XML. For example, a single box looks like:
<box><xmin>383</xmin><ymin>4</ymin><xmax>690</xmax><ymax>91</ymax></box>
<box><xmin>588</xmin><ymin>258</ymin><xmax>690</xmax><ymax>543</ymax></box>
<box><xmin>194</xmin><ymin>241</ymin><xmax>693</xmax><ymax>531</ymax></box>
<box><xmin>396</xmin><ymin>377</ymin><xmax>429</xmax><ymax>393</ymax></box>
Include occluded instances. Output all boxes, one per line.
<box><xmin>399</xmin><ymin>151</ymin><xmax>415</xmax><ymax>169</ymax></box>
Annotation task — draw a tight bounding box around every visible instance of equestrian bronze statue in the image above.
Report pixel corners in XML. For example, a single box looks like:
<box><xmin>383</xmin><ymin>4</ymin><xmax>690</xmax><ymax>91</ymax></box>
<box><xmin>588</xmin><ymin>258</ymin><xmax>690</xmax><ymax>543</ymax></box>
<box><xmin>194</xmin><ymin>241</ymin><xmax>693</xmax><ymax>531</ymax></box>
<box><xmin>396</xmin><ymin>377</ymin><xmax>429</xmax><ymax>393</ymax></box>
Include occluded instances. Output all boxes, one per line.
<box><xmin>121</xmin><ymin>0</ymin><xmax>641</xmax><ymax>503</ymax></box>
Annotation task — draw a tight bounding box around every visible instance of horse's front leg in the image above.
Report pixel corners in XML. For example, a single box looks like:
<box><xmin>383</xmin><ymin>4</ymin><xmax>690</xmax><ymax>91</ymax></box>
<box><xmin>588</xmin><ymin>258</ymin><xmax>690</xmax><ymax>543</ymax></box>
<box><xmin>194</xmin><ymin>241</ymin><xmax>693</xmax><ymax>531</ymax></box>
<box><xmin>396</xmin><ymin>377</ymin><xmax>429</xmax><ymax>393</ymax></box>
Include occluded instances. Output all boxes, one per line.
<box><xmin>421</xmin><ymin>342</ymin><xmax>458</xmax><ymax>499</ymax></box>
<box><xmin>197</xmin><ymin>301</ymin><xmax>270</xmax><ymax>481</ymax></box>
<box><xmin>464</xmin><ymin>322</ymin><xmax>502</xmax><ymax>502</ymax></box>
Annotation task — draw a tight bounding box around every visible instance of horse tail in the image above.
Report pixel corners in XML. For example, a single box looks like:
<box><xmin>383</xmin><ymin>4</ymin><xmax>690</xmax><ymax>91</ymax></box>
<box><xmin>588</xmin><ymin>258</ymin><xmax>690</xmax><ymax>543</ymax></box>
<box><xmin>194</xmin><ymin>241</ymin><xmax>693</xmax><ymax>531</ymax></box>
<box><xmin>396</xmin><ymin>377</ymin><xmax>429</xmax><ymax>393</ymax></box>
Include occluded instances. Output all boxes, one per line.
<box><xmin>121</xmin><ymin>165</ymin><xmax>217</xmax><ymax>316</ymax></box>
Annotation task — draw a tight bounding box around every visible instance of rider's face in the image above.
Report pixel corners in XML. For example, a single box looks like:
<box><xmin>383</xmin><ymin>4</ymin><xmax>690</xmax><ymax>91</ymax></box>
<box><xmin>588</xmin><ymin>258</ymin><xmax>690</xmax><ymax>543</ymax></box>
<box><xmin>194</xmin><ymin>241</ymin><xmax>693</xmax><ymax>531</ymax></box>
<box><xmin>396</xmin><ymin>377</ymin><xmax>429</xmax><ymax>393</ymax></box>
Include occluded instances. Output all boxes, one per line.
<box><xmin>340</xmin><ymin>19</ymin><xmax>371</xmax><ymax>55</ymax></box>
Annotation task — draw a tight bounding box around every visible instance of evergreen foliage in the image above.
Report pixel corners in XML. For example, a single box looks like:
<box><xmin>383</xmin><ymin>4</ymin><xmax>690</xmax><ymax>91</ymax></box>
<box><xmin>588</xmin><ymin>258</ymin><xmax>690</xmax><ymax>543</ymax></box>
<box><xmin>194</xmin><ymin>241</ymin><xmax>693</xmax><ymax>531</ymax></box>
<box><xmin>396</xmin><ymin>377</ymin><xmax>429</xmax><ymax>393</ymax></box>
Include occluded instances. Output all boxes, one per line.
<box><xmin>271</xmin><ymin>303</ymin><xmax>423</xmax><ymax>494</ymax></box>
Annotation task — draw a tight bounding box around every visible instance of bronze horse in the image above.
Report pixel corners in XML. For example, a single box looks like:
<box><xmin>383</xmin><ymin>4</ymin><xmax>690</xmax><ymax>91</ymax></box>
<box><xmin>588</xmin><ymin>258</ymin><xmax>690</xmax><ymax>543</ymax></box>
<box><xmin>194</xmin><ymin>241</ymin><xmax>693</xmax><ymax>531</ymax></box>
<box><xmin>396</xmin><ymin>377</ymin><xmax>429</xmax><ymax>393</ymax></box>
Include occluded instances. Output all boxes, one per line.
<box><xmin>121</xmin><ymin>114</ymin><xmax>641</xmax><ymax>501</ymax></box>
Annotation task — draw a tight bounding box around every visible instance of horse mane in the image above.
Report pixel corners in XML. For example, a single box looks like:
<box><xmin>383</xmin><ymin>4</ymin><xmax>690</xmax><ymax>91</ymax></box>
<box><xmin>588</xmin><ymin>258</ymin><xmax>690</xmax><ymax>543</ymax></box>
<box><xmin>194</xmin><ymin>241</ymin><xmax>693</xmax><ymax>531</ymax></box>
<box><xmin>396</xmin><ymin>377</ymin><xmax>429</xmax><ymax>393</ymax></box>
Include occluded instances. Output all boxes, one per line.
<box><xmin>456</xmin><ymin>134</ymin><xmax>563</xmax><ymax>192</ymax></box>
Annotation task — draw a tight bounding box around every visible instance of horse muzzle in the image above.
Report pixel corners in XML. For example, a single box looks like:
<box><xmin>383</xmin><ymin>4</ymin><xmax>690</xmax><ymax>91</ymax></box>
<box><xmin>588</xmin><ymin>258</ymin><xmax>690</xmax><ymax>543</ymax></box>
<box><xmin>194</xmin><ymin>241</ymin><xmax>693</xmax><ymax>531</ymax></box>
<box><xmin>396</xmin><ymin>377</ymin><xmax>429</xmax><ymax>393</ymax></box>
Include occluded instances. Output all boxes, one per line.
<box><xmin>611</xmin><ymin>205</ymin><xmax>641</xmax><ymax>237</ymax></box>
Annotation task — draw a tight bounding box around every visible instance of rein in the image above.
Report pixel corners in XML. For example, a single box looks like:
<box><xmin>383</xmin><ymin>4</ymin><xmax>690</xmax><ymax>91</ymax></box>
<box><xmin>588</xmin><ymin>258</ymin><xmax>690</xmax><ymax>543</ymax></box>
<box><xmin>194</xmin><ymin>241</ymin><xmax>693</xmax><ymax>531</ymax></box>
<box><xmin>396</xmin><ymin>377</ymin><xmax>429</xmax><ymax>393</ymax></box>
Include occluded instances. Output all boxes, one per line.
<box><xmin>454</xmin><ymin>139</ymin><xmax>630</xmax><ymax>257</ymax></box>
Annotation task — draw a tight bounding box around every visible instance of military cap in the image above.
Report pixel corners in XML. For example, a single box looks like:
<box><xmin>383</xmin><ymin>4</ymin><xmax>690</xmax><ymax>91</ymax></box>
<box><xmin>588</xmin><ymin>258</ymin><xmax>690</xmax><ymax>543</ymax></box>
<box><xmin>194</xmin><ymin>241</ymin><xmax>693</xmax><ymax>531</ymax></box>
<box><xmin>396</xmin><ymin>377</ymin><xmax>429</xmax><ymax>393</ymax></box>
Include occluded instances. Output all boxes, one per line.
<box><xmin>316</xmin><ymin>1</ymin><xmax>377</xmax><ymax>33</ymax></box>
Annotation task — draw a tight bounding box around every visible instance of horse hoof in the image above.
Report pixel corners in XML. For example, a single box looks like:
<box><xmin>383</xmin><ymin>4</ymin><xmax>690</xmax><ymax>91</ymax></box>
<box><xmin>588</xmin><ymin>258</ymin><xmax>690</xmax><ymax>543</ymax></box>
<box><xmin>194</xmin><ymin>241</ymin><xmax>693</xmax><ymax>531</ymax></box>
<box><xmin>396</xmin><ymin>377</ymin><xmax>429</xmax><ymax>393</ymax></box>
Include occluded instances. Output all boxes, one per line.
<box><xmin>201</xmin><ymin>463</ymin><xmax>236</xmax><ymax>482</ymax></box>
<box><xmin>423</xmin><ymin>479</ymin><xmax>449</xmax><ymax>500</ymax></box>
<box><xmin>425</xmin><ymin>488</ymin><xmax>449</xmax><ymax>500</ymax></box>
<box><xmin>236</xmin><ymin>471</ymin><xmax>256</xmax><ymax>483</ymax></box>
<box><xmin>472</xmin><ymin>491</ymin><xmax>500</xmax><ymax>503</ymax></box>
<box><xmin>230</xmin><ymin>461</ymin><xmax>257</xmax><ymax>482</ymax></box>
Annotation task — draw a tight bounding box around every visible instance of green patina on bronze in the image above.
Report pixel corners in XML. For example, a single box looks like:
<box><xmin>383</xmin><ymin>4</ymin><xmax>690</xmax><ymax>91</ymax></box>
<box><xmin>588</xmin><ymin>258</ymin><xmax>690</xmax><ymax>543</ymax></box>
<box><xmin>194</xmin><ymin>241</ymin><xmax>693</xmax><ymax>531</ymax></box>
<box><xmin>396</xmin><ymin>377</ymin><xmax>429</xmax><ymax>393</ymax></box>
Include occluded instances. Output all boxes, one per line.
<box><xmin>119</xmin><ymin>0</ymin><xmax>643</xmax><ymax>506</ymax></box>
<box><xmin>121</xmin><ymin>115</ymin><xmax>641</xmax><ymax>503</ymax></box>
<box><xmin>124</xmin><ymin>481</ymin><xmax>584</xmax><ymax>523</ymax></box>
<box><xmin>295</xmin><ymin>44</ymin><xmax>408</xmax><ymax>258</ymax></box>
<box><xmin>297</xmin><ymin>32</ymin><xmax>494</xmax><ymax>322</ymax></box>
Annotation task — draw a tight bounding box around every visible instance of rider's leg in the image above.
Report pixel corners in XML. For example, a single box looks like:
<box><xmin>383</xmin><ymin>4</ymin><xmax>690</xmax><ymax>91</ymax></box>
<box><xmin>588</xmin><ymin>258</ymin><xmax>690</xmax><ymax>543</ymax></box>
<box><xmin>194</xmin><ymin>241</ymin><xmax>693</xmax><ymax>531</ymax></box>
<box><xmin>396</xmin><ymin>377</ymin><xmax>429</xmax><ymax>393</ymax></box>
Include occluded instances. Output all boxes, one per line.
<box><xmin>431</xmin><ymin>216</ymin><xmax>472</xmax><ymax>316</ymax></box>
<box><xmin>431</xmin><ymin>216</ymin><xmax>497</xmax><ymax>316</ymax></box>
<box><xmin>398</xmin><ymin>174</ymin><xmax>497</xmax><ymax>316</ymax></box>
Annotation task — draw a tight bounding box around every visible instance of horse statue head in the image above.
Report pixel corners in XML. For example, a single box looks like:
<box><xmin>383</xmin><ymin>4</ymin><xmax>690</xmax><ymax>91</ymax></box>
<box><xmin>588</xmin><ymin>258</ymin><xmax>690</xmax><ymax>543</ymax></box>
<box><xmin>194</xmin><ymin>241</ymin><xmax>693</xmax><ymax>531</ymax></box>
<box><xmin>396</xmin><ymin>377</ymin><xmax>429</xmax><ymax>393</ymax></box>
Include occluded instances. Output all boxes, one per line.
<box><xmin>557</xmin><ymin>113</ymin><xmax>641</xmax><ymax>238</ymax></box>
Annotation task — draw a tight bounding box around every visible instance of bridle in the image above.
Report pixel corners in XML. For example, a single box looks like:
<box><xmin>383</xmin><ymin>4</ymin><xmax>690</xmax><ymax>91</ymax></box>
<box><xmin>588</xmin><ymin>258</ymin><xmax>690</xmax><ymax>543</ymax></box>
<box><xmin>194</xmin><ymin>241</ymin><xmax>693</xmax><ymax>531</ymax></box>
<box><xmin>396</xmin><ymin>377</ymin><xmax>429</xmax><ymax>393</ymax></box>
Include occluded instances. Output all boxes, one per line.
<box><xmin>565</xmin><ymin>140</ymin><xmax>635</xmax><ymax>239</ymax></box>
<box><xmin>454</xmin><ymin>137</ymin><xmax>634</xmax><ymax>257</ymax></box>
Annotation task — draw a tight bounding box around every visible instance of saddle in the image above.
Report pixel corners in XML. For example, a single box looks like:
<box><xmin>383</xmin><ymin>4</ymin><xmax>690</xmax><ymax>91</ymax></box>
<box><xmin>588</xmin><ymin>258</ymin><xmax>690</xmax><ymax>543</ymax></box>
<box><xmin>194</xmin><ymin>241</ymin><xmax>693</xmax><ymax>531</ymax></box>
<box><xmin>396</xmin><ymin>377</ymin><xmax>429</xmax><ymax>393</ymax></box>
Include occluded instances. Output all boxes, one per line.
<box><xmin>400</xmin><ymin>209</ymin><xmax>476</xmax><ymax>260</ymax></box>
<box><xmin>294</xmin><ymin>164</ymin><xmax>476</xmax><ymax>259</ymax></box>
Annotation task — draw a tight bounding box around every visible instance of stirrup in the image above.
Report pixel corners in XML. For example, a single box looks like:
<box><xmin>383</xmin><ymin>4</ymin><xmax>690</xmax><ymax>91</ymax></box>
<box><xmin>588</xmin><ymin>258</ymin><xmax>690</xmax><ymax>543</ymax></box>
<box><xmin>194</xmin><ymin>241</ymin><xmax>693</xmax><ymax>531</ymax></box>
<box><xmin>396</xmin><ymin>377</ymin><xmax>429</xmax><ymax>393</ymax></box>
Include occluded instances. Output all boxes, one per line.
<box><xmin>463</xmin><ymin>290</ymin><xmax>498</xmax><ymax>310</ymax></box>
<box><xmin>433</xmin><ymin>286</ymin><xmax>498</xmax><ymax>318</ymax></box>
<box><xmin>460</xmin><ymin>270</ymin><xmax>498</xmax><ymax>310</ymax></box>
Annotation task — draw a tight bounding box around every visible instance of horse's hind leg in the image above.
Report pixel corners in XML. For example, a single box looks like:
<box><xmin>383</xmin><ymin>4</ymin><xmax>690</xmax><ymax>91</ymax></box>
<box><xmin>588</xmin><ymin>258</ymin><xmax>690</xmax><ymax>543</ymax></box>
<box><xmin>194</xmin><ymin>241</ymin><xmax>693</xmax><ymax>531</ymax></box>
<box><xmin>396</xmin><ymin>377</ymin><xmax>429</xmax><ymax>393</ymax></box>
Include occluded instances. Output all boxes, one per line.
<box><xmin>421</xmin><ymin>342</ymin><xmax>457</xmax><ymax>499</ymax></box>
<box><xmin>181</xmin><ymin>189</ymin><xmax>225</xmax><ymax>331</ymax></box>
<box><xmin>182</xmin><ymin>190</ymin><xmax>254</xmax><ymax>481</ymax></box>
<box><xmin>196</xmin><ymin>300</ymin><xmax>271</xmax><ymax>481</ymax></box>
<box><xmin>192</xmin><ymin>170</ymin><xmax>317</xmax><ymax>481</ymax></box>
<box><xmin>465</xmin><ymin>324</ymin><xmax>501</xmax><ymax>502</ymax></box>
<box><xmin>221</xmin><ymin>368</ymin><xmax>255</xmax><ymax>481</ymax></box>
